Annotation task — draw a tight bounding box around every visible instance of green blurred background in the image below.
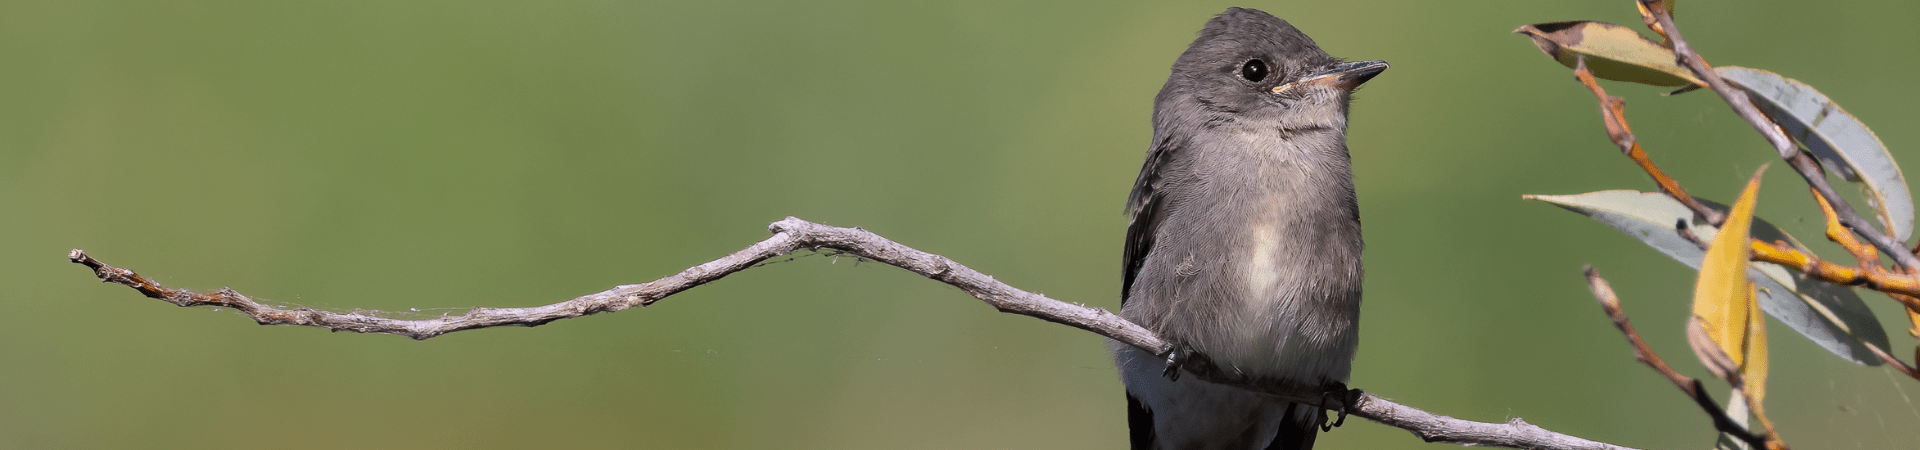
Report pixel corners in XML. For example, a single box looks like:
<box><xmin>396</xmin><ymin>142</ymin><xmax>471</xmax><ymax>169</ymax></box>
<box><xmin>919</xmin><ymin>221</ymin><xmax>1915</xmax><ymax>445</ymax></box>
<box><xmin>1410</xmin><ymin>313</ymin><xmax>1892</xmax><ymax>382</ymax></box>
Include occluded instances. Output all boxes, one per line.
<box><xmin>6</xmin><ymin>0</ymin><xmax>1918</xmax><ymax>448</ymax></box>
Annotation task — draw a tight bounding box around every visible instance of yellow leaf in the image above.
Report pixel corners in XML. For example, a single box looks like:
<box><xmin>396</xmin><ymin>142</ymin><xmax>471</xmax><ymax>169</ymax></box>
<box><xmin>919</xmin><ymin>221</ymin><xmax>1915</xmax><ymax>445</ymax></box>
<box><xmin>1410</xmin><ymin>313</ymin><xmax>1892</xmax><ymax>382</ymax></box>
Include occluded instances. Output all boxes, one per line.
<box><xmin>1744</xmin><ymin>283</ymin><xmax>1768</xmax><ymax>404</ymax></box>
<box><xmin>1908</xmin><ymin>306</ymin><xmax>1920</xmax><ymax>337</ymax></box>
<box><xmin>1689</xmin><ymin>165</ymin><xmax>1766</xmax><ymax>380</ymax></box>
<box><xmin>1743</xmin><ymin>288</ymin><xmax>1782</xmax><ymax>450</ymax></box>
<box><xmin>1514</xmin><ymin>21</ymin><xmax>1704</xmax><ymax>87</ymax></box>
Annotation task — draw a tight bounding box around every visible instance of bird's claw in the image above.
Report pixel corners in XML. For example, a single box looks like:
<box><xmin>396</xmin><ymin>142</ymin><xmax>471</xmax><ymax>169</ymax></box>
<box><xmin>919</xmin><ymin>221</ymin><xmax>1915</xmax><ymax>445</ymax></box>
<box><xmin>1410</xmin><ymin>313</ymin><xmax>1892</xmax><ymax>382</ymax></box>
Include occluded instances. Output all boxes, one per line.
<box><xmin>1320</xmin><ymin>383</ymin><xmax>1359</xmax><ymax>432</ymax></box>
<box><xmin>1159</xmin><ymin>343</ymin><xmax>1198</xmax><ymax>381</ymax></box>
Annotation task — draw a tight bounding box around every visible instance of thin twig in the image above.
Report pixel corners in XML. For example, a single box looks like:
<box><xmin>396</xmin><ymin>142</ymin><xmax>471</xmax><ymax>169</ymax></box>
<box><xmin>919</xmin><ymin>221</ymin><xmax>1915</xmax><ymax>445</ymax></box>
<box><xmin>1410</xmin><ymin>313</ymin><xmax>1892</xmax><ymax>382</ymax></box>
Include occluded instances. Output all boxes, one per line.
<box><xmin>1351</xmin><ymin>394</ymin><xmax>1635</xmax><ymax>450</ymax></box>
<box><xmin>72</xmin><ymin>217</ymin><xmax>1641</xmax><ymax>450</ymax></box>
<box><xmin>1750</xmin><ymin>240</ymin><xmax>1920</xmax><ymax>307</ymax></box>
<box><xmin>1787</xmin><ymin>152</ymin><xmax>1920</xmax><ymax>271</ymax></box>
<box><xmin>1749</xmin><ymin>193</ymin><xmax>1920</xmax><ymax>308</ymax></box>
<box><xmin>1854</xmin><ymin>333</ymin><xmax>1920</xmax><ymax>379</ymax></box>
<box><xmin>1638</xmin><ymin>0</ymin><xmax>1920</xmax><ymax>271</ymax></box>
<box><xmin>1571</xmin><ymin>55</ymin><xmax>1724</xmax><ymax>225</ymax></box>
<box><xmin>1744</xmin><ymin>195</ymin><xmax>1920</xmax><ymax>378</ymax></box>
<box><xmin>1813</xmin><ymin>190</ymin><xmax>1883</xmax><ymax>265</ymax></box>
<box><xmin>1583</xmin><ymin>266</ymin><xmax>1774</xmax><ymax>449</ymax></box>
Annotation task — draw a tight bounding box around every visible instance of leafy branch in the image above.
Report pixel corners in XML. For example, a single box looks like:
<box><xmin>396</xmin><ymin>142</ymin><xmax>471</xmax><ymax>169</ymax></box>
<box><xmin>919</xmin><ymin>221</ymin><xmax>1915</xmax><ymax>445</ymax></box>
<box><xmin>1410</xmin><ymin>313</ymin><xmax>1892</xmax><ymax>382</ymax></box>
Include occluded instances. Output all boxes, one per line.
<box><xmin>1517</xmin><ymin>1</ymin><xmax>1920</xmax><ymax>448</ymax></box>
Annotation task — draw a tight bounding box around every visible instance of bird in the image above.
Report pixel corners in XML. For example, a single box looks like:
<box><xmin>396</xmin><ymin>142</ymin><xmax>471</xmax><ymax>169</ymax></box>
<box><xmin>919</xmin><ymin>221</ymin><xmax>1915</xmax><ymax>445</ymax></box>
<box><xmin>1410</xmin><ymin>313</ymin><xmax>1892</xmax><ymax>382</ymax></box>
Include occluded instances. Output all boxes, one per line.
<box><xmin>1112</xmin><ymin>7</ymin><xmax>1385</xmax><ymax>450</ymax></box>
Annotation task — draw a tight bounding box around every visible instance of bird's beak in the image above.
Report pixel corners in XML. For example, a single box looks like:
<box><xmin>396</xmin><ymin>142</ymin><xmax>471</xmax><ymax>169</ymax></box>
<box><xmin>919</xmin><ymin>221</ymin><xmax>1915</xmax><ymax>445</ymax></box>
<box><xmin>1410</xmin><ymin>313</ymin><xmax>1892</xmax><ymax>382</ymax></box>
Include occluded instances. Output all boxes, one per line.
<box><xmin>1275</xmin><ymin>60</ymin><xmax>1388</xmax><ymax>94</ymax></box>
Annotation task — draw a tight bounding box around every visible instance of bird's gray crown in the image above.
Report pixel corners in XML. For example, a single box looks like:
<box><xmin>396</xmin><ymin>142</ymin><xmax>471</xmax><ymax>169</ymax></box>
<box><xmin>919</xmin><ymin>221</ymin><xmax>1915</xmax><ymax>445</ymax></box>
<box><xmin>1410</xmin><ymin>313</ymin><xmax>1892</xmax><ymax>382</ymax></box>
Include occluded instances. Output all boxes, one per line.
<box><xmin>1170</xmin><ymin>8</ymin><xmax>1334</xmax><ymax>91</ymax></box>
<box><xmin>1154</xmin><ymin>8</ymin><xmax>1351</xmax><ymax>135</ymax></box>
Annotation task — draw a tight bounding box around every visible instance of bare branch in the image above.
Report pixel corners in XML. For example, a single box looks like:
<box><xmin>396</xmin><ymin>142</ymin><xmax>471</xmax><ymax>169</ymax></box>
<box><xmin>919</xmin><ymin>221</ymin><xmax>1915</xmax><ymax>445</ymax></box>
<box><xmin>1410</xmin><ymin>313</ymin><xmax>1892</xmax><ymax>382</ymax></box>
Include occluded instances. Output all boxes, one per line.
<box><xmin>69</xmin><ymin>217</ymin><xmax>1166</xmax><ymax>348</ymax></box>
<box><xmin>1583</xmin><ymin>266</ymin><xmax>1775</xmax><ymax>449</ymax></box>
<box><xmin>1638</xmin><ymin>0</ymin><xmax>1920</xmax><ymax>272</ymax></box>
<box><xmin>1570</xmin><ymin>54</ymin><xmax>1724</xmax><ymax>226</ymax></box>
<box><xmin>1353</xmin><ymin>394</ymin><xmax>1638</xmax><ymax>450</ymax></box>
<box><xmin>72</xmin><ymin>217</ymin><xmax>1641</xmax><ymax>450</ymax></box>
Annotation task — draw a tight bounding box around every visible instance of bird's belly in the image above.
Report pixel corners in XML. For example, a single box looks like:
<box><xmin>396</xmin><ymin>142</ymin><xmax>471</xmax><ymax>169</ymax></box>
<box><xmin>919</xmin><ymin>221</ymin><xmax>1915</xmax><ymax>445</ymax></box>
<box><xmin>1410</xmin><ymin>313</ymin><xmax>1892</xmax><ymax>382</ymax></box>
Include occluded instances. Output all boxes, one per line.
<box><xmin>1195</xmin><ymin>198</ymin><xmax>1360</xmax><ymax>384</ymax></box>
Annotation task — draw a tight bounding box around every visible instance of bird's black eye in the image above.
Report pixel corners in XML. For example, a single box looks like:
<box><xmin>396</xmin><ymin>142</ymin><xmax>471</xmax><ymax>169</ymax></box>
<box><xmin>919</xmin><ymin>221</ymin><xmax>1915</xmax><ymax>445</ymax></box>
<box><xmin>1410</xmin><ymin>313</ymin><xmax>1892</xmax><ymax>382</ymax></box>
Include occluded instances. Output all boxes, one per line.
<box><xmin>1240</xmin><ymin>59</ymin><xmax>1269</xmax><ymax>82</ymax></box>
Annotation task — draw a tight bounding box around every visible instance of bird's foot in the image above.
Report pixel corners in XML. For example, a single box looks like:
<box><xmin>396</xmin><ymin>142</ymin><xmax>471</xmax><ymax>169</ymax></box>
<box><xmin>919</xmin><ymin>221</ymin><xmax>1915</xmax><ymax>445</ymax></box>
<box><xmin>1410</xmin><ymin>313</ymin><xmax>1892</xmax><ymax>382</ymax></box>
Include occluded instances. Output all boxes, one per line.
<box><xmin>1158</xmin><ymin>344</ymin><xmax>1224</xmax><ymax>383</ymax></box>
<box><xmin>1319</xmin><ymin>383</ymin><xmax>1360</xmax><ymax>432</ymax></box>
<box><xmin>1159</xmin><ymin>343</ymin><xmax>1190</xmax><ymax>381</ymax></box>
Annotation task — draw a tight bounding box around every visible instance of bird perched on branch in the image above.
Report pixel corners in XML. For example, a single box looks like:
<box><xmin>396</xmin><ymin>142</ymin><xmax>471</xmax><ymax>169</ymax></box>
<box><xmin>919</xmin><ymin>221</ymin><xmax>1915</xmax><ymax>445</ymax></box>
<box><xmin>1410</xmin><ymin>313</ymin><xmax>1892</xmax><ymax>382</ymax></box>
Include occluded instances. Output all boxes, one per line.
<box><xmin>1113</xmin><ymin>7</ymin><xmax>1386</xmax><ymax>450</ymax></box>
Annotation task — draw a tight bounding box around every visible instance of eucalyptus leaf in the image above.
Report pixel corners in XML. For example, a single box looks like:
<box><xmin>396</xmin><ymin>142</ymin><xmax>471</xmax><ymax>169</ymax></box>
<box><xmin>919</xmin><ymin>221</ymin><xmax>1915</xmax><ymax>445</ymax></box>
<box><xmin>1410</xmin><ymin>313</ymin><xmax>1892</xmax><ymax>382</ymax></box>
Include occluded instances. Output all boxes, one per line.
<box><xmin>1716</xmin><ymin>66</ymin><xmax>1913</xmax><ymax>241</ymax></box>
<box><xmin>1527</xmin><ymin>190</ymin><xmax>1889</xmax><ymax>364</ymax></box>
<box><xmin>1515</xmin><ymin>21</ymin><xmax>1703</xmax><ymax>87</ymax></box>
<box><xmin>1688</xmin><ymin>168</ymin><xmax>1765</xmax><ymax>389</ymax></box>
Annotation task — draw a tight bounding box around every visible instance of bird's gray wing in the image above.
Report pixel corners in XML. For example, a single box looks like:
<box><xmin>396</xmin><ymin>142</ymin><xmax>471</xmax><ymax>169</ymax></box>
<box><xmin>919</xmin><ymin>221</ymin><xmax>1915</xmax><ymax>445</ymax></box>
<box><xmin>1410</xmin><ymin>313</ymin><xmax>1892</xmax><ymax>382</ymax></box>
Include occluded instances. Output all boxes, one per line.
<box><xmin>1122</xmin><ymin>133</ymin><xmax>1181</xmax><ymax>306</ymax></box>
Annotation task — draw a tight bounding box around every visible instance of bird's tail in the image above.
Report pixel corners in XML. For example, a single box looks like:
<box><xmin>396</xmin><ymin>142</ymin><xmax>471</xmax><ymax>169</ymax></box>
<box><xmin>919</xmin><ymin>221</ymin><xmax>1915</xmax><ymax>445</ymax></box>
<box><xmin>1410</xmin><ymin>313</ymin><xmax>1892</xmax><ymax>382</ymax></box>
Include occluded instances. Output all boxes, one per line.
<box><xmin>1265</xmin><ymin>402</ymin><xmax>1324</xmax><ymax>450</ymax></box>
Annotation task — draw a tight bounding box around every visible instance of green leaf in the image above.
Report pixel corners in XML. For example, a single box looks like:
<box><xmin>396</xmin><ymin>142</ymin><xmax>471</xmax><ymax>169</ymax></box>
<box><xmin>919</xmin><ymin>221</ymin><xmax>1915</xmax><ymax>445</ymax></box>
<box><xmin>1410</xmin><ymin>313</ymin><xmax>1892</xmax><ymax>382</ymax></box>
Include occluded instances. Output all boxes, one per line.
<box><xmin>1716</xmin><ymin>66</ymin><xmax>1913</xmax><ymax>241</ymax></box>
<box><xmin>1514</xmin><ymin>21</ymin><xmax>1703</xmax><ymax>87</ymax></box>
<box><xmin>1526</xmin><ymin>190</ymin><xmax>1889</xmax><ymax>364</ymax></box>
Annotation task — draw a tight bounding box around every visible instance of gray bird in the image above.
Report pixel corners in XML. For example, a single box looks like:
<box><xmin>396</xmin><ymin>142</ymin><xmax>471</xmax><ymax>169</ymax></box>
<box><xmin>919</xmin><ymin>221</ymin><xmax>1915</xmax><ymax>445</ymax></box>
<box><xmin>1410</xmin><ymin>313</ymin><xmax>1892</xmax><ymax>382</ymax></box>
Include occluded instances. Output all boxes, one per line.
<box><xmin>1113</xmin><ymin>8</ymin><xmax>1385</xmax><ymax>450</ymax></box>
